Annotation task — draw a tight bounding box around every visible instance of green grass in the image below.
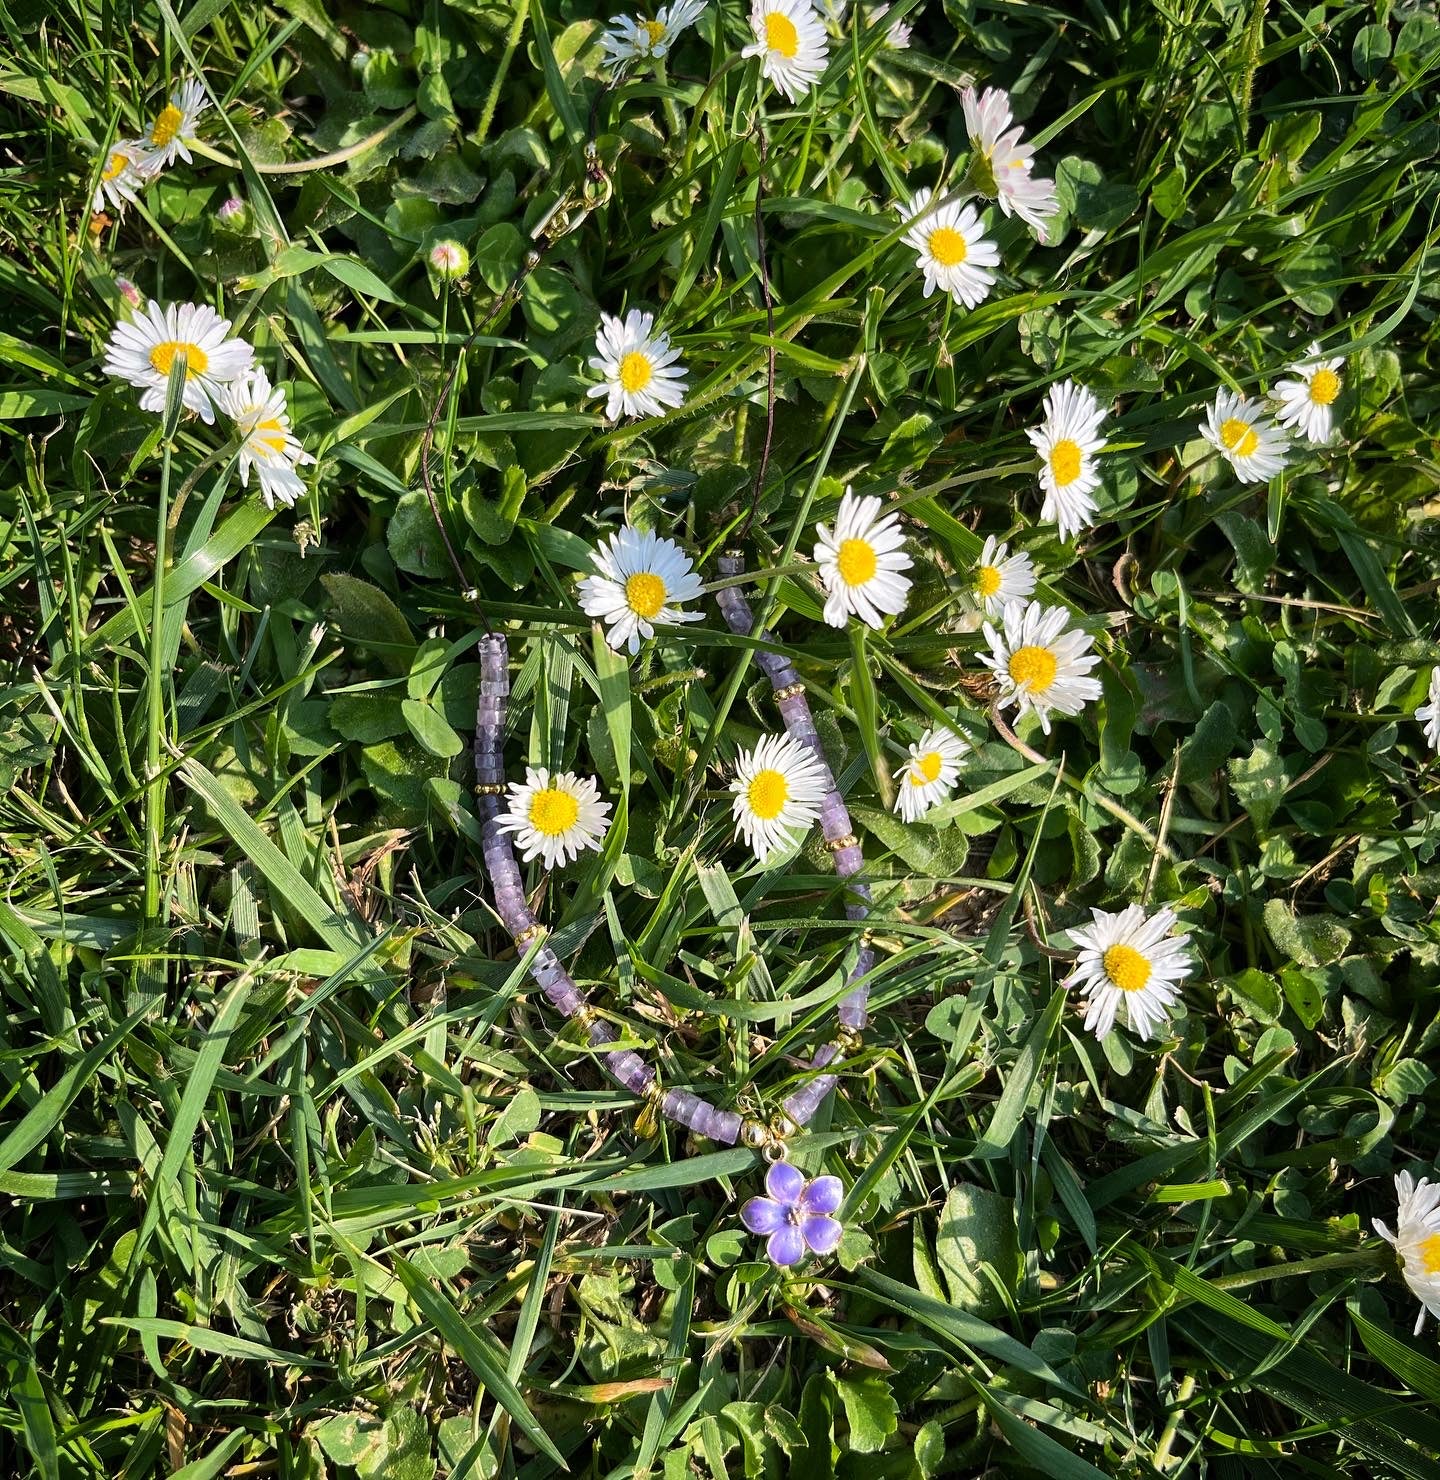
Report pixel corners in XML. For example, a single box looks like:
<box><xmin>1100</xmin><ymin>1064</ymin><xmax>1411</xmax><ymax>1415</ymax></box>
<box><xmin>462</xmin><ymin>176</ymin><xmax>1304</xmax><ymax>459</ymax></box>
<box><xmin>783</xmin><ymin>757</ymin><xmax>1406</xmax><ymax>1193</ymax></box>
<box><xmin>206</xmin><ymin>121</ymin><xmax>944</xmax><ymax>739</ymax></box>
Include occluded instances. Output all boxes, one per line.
<box><xmin>2</xmin><ymin>0</ymin><xmax>1440</xmax><ymax>1475</ymax></box>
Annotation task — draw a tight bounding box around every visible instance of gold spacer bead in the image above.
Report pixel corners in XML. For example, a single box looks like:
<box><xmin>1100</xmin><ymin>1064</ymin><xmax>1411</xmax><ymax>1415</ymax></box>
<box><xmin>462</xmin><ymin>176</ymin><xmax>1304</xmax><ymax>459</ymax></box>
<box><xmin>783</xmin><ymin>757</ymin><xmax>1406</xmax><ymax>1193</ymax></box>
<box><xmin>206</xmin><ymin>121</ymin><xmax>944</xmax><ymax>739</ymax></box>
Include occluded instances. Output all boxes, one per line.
<box><xmin>514</xmin><ymin>923</ymin><xmax>546</xmax><ymax>946</ymax></box>
<box><xmin>642</xmin><ymin>1077</ymin><xmax>666</xmax><ymax>1106</ymax></box>
<box><xmin>724</xmin><ymin>549</ymin><xmax>746</xmax><ymax>560</ymax></box>
<box><xmin>741</xmin><ymin>1118</ymin><xmax>769</xmax><ymax>1150</ymax></box>
<box><xmin>474</xmin><ymin>782</ymin><xmax>506</xmax><ymax>795</ymax></box>
<box><xmin>769</xmin><ymin>1111</ymin><xmax>800</xmax><ymax>1141</ymax></box>
<box><xmin>834</xmin><ymin>1025</ymin><xmax>865</xmax><ymax>1056</ymax></box>
<box><xmin>773</xmin><ymin>681</ymin><xmax>806</xmax><ymax>701</ymax></box>
<box><xmin>825</xmin><ymin>834</ymin><xmax>859</xmax><ymax>853</ymax></box>
<box><xmin>571</xmin><ymin>1003</ymin><xmax>598</xmax><ymax>1029</ymax></box>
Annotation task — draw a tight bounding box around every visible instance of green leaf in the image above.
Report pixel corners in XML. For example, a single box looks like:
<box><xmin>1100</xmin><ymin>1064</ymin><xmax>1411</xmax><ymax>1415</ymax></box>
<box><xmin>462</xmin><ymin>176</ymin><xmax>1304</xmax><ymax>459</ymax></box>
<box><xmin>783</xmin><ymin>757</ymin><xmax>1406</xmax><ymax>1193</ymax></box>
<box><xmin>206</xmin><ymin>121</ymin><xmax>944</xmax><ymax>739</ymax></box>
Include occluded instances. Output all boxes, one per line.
<box><xmin>832</xmin><ymin>1374</ymin><xmax>899</xmax><ymax>1454</ymax></box>
<box><xmin>402</xmin><ymin>698</ymin><xmax>463</xmax><ymax>758</ymax></box>
<box><xmin>935</xmin><ymin>1182</ymin><xmax>1020</xmax><ymax>1318</ymax></box>
<box><xmin>321</xmin><ymin>573</ymin><xmax>417</xmax><ymax>675</ymax></box>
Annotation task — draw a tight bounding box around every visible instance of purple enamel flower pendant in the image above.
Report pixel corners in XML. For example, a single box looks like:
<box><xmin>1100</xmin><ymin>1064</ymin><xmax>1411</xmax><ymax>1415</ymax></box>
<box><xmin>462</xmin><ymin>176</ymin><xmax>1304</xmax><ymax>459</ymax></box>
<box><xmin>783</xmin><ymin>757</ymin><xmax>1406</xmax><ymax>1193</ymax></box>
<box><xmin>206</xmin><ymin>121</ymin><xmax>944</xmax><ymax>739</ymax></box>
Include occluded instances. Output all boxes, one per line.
<box><xmin>740</xmin><ymin>1161</ymin><xmax>844</xmax><ymax>1266</ymax></box>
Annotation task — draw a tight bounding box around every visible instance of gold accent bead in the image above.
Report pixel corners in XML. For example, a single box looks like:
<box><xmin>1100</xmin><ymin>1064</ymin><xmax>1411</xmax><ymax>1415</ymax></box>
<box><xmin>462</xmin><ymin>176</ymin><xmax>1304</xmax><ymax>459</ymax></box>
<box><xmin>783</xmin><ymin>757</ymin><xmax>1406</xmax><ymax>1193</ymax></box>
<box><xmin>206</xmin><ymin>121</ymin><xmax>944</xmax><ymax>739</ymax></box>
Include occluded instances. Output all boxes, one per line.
<box><xmin>826</xmin><ymin>834</ymin><xmax>859</xmax><ymax>853</ymax></box>
<box><xmin>724</xmin><ymin>549</ymin><xmax>746</xmax><ymax>560</ymax></box>
<box><xmin>514</xmin><ymin>923</ymin><xmax>546</xmax><ymax>946</ymax></box>
<box><xmin>769</xmin><ymin>1111</ymin><xmax>800</xmax><ymax>1141</ymax></box>
<box><xmin>642</xmin><ymin>1077</ymin><xmax>666</xmax><ymax>1105</ymax></box>
<box><xmin>474</xmin><ymin>782</ymin><xmax>506</xmax><ymax>795</ymax></box>
<box><xmin>834</xmin><ymin>1026</ymin><xmax>865</xmax><ymax>1056</ymax></box>
<box><xmin>571</xmin><ymin>1004</ymin><xmax>598</xmax><ymax>1029</ymax></box>
<box><xmin>773</xmin><ymin>681</ymin><xmax>806</xmax><ymax>701</ymax></box>
<box><xmin>741</xmin><ymin>1118</ymin><xmax>769</xmax><ymax>1150</ymax></box>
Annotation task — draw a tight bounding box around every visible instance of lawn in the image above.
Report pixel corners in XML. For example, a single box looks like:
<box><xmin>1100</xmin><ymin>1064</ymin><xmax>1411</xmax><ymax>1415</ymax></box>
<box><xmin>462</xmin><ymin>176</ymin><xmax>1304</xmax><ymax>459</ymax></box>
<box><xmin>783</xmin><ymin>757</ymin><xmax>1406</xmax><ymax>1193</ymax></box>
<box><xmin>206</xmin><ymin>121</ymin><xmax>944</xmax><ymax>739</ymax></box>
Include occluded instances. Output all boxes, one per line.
<box><xmin>2</xmin><ymin>0</ymin><xmax>1440</xmax><ymax>1475</ymax></box>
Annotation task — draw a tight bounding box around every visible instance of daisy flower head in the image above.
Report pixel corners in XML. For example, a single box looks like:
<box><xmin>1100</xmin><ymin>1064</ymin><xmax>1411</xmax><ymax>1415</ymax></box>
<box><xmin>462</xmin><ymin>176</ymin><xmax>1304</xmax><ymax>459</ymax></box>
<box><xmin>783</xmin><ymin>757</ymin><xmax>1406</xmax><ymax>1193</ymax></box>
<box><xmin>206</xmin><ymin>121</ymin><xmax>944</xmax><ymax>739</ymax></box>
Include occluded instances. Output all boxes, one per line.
<box><xmin>1374</xmin><ymin>1172</ymin><xmax>1440</xmax><ymax>1335</ymax></box>
<box><xmin>496</xmin><ymin>767</ymin><xmax>613</xmax><ymax>870</ymax></box>
<box><xmin>102</xmin><ymin>299</ymin><xmax>254</xmax><ymax>424</ymax></box>
<box><xmin>972</xmin><ymin>535</ymin><xmax>1036</xmax><ymax>616</ymax></box>
<box><xmin>586</xmin><ymin>309</ymin><xmax>688</xmax><ymax>422</ymax></box>
<box><xmin>730</xmin><ymin>732</ymin><xmax>830</xmax><ymax>861</ymax></box>
<box><xmin>868</xmin><ymin>4</ymin><xmax>910</xmax><ymax>48</ymax></box>
<box><xmin>576</xmin><ymin>525</ymin><xmax>705</xmax><ymax>655</ymax></box>
<box><xmin>1272</xmin><ymin>343</ymin><xmax>1344</xmax><ymax>445</ymax></box>
<box><xmin>218</xmin><ymin>367</ymin><xmax>316</xmax><ymax>509</ymax></box>
<box><xmin>894</xmin><ymin>726</ymin><xmax>968</xmax><ymax>824</ymax></box>
<box><xmin>91</xmin><ymin>138</ymin><xmax>157</xmax><ymax>215</ymax></box>
<box><xmin>961</xmin><ymin>84</ymin><xmax>1059</xmax><ymax>243</ymax></box>
<box><xmin>1200</xmin><ymin>389</ymin><xmax>1289</xmax><ymax>484</ymax></box>
<box><xmin>812</xmin><ymin>488</ymin><xmax>913</xmax><ymax>629</ymax></box>
<box><xmin>979</xmin><ymin>600</ymin><xmax>1103</xmax><ymax>735</ymax></box>
<box><xmin>601</xmin><ymin>0</ymin><xmax>707</xmax><ymax>70</ymax></box>
<box><xmin>1415</xmin><ymin>667</ymin><xmax>1440</xmax><ymax>752</ymax></box>
<box><xmin>741</xmin><ymin>0</ymin><xmax>829</xmax><ymax>103</ymax></box>
<box><xmin>1066</xmin><ymin>903</ymin><xmax>1193</xmax><ymax>1042</ymax></box>
<box><xmin>1026</xmin><ymin>380</ymin><xmax>1108</xmax><ymax>542</ymax></box>
<box><xmin>899</xmin><ymin>189</ymin><xmax>999</xmax><ymax>309</ymax></box>
<box><xmin>147</xmin><ymin>78</ymin><xmax>208</xmax><ymax>168</ymax></box>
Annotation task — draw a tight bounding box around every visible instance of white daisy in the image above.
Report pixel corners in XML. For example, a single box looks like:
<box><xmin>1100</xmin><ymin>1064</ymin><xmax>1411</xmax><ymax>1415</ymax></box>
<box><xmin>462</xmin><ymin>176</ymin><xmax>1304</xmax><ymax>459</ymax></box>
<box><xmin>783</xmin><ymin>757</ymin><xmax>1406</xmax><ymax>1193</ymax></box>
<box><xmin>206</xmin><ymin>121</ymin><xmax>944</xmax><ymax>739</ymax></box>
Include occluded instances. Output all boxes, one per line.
<box><xmin>91</xmin><ymin>139</ymin><xmax>157</xmax><ymax>214</ymax></box>
<box><xmin>812</xmin><ymin>488</ymin><xmax>913</xmax><ymax>629</ymax></box>
<box><xmin>586</xmin><ymin>309</ymin><xmax>688</xmax><ymax>422</ymax></box>
<box><xmin>1272</xmin><ymin>343</ymin><xmax>1344</xmax><ymax>445</ymax></box>
<box><xmin>1415</xmin><ymin>667</ymin><xmax>1440</xmax><ymax>752</ymax></box>
<box><xmin>217</xmin><ymin>367</ymin><xmax>315</xmax><ymax>509</ymax></box>
<box><xmin>1026</xmin><ymin>380</ymin><xmax>1107</xmax><ymax>541</ymax></box>
<box><xmin>1374</xmin><ymin>1172</ymin><xmax>1440</xmax><ymax>1335</ymax></box>
<box><xmin>741</xmin><ymin>0</ymin><xmax>829</xmax><ymax>103</ymax></box>
<box><xmin>972</xmin><ymin>535</ymin><xmax>1036</xmax><ymax>616</ymax></box>
<box><xmin>867</xmin><ymin>4</ymin><xmax>910</xmax><ymax>47</ymax></box>
<box><xmin>899</xmin><ymin>189</ymin><xmax>999</xmax><ymax>309</ymax></box>
<box><xmin>577</xmin><ymin>526</ymin><xmax>705</xmax><ymax>655</ymax></box>
<box><xmin>496</xmin><ymin>767</ymin><xmax>613</xmax><ymax>870</ymax></box>
<box><xmin>979</xmin><ymin>600</ymin><xmax>1102</xmax><ymax>735</ymax></box>
<box><xmin>730</xmin><ymin>733</ymin><xmax>830</xmax><ymax>861</ymax></box>
<box><xmin>894</xmin><ymin>727</ymin><xmax>968</xmax><ymax>823</ymax></box>
<box><xmin>601</xmin><ymin>0</ymin><xmax>707</xmax><ymax>70</ymax></box>
<box><xmin>1065</xmin><ymin>903</ymin><xmax>1193</xmax><ymax>1042</ymax></box>
<box><xmin>1199</xmin><ymin>389</ymin><xmax>1289</xmax><ymax>484</ymax></box>
<box><xmin>961</xmin><ymin>85</ymin><xmax>1059</xmax><ymax>243</ymax></box>
<box><xmin>147</xmin><ymin>78</ymin><xmax>208</xmax><ymax>169</ymax></box>
<box><xmin>102</xmin><ymin>299</ymin><xmax>254</xmax><ymax>424</ymax></box>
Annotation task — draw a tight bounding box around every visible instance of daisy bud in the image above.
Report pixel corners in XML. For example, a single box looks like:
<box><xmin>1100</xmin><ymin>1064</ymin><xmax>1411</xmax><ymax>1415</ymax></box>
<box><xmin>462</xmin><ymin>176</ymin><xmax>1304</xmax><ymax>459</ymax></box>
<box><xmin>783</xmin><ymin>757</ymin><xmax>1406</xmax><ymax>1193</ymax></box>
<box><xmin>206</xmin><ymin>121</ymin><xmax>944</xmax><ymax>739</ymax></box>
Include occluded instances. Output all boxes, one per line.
<box><xmin>428</xmin><ymin>240</ymin><xmax>470</xmax><ymax>280</ymax></box>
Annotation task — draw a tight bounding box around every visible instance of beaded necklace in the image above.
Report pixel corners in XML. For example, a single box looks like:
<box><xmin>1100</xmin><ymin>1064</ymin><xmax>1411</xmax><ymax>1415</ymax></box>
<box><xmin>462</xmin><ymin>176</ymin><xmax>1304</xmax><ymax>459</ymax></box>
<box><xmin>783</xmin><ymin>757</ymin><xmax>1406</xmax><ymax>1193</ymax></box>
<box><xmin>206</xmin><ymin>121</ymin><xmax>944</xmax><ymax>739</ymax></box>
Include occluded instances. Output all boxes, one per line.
<box><xmin>472</xmin><ymin>550</ymin><xmax>874</xmax><ymax>1262</ymax></box>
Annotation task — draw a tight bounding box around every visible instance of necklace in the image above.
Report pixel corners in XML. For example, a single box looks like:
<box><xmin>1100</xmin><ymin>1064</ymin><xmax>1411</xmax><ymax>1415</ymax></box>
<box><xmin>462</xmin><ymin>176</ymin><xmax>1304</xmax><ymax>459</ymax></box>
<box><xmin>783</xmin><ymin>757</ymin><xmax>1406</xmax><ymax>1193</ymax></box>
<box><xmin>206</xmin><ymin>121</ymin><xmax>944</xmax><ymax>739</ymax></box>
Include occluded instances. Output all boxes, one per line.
<box><xmin>472</xmin><ymin>549</ymin><xmax>873</xmax><ymax>1264</ymax></box>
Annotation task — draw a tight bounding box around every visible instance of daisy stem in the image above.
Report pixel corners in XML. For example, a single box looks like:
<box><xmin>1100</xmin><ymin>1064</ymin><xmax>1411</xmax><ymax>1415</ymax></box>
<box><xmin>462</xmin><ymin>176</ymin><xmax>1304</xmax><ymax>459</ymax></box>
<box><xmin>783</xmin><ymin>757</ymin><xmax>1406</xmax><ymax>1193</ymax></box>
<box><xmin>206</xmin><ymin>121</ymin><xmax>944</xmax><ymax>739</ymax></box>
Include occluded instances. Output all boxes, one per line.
<box><xmin>142</xmin><ymin>431</ymin><xmax>171</xmax><ymax>959</ymax></box>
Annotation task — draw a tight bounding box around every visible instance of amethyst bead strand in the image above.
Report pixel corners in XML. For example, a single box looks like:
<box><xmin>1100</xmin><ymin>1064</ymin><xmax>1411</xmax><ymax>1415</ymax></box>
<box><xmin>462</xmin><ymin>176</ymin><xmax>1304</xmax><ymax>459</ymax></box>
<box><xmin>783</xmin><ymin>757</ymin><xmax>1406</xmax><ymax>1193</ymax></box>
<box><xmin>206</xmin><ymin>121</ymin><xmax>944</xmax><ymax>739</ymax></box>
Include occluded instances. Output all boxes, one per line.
<box><xmin>473</xmin><ymin>635</ymin><xmax>742</xmax><ymax>1144</ymax></box>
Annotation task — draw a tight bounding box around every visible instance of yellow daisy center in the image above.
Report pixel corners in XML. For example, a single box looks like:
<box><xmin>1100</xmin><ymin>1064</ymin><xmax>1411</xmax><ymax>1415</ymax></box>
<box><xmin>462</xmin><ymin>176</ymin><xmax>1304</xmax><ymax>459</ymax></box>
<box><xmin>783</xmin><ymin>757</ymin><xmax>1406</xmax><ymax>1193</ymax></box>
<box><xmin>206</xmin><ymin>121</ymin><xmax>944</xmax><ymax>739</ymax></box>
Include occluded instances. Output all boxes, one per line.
<box><xmin>1308</xmin><ymin>367</ymin><xmax>1340</xmax><ymax>406</ymax></box>
<box><xmin>103</xmin><ymin>150</ymin><xmax>132</xmax><ymax>181</ymax></box>
<box><xmin>1102</xmin><ymin>943</ymin><xmax>1152</xmax><ymax>993</ymax></box>
<box><xmin>747</xmin><ymin>768</ymin><xmax>789</xmax><ymax>820</ymax></box>
<box><xmin>256</xmin><ymin>416</ymin><xmax>288</xmax><ymax>454</ymax></box>
<box><xmin>625</xmin><ymin>571</ymin><xmax>667</xmax><ymax>619</ymax></box>
<box><xmin>910</xmin><ymin>750</ymin><xmax>943</xmax><ymax>786</ymax></box>
<box><xmin>644</xmin><ymin>18</ymin><xmax>667</xmax><ymax>43</ymax></box>
<box><xmin>1007</xmin><ymin>645</ymin><xmax>1057</xmax><ymax>694</ymax></box>
<box><xmin>618</xmin><ymin>351</ymin><xmax>653</xmax><ymax>394</ymax></box>
<box><xmin>529</xmin><ymin>787</ymin><xmax>580</xmax><ymax>837</ymax></box>
<box><xmin>927</xmin><ymin>226</ymin><xmax>967</xmax><ymax>267</ymax></box>
<box><xmin>151</xmin><ymin>103</ymin><xmax>185</xmax><ymax>149</ymax></box>
<box><xmin>976</xmin><ymin>564</ymin><xmax>1002</xmax><ymax>598</ymax></box>
<box><xmin>148</xmin><ymin>340</ymin><xmax>209</xmax><ymax>379</ymax></box>
<box><xmin>1416</xmin><ymin>1233</ymin><xmax>1440</xmax><ymax>1275</ymax></box>
<box><xmin>1049</xmin><ymin>439</ymin><xmax>1083</xmax><ymax>487</ymax></box>
<box><xmin>764</xmin><ymin>11</ymin><xmax>799</xmax><ymax>57</ymax></box>
<box><xmin>836</xmin><ymin>537</ymin><xmax>877</xmax><ymax>587</ymax></box>
<box><xmin>1219</xmin><ymin>417</ymin><xmax>1259</xmax><ymax>458</ymax></box>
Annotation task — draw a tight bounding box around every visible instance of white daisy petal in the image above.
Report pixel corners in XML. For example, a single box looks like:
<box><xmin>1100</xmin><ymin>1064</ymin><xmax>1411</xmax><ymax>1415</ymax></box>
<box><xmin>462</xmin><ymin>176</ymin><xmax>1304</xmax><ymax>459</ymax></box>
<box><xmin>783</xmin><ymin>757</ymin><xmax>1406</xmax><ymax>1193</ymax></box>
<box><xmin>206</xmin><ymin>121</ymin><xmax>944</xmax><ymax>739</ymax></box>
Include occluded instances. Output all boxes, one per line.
<box><xmin>496</xmin><ymin>767</ymin><xmax>613</xmax><ymax>871</ymax></box>
<box><xmin>586</xmin><ymin>309</ymin><xmax>688</xmax><ymax>421</ymax></box>
<box><xmin>893</xmin><ymin>726</ymin><xmax>969</xmax><ymax>823</ymax></box>
<box><xmin>979</xmin><ymin>599</ymin><xmax>1103</xmax><ymax>735</ymax></box>
<box><xmin>1271</xmin><ymin>342</ymin><xmax>1344</xmax><ymax>445</ymax></box>
<box><xmin>146</xmin><ymin>78</ymin><xmax>209</xmax><ymax>169</ymax></box>
<box><xmin>1375</xmin><ymin>1172</ymin><xmax>1440</xmax><ymax>1336</ymax></box>
<box><xmin>961</xmin><ymin>84</ymin><xmax>1059</xmax><ymax>243</ymax></box>
<box><xmin>1027</xmin><ymin>380</ymin><xmax>1107</xmax><ymax>541</ymax></box>
<box><xmin>1064</xmin><ymin>903</ymin><xmax>1192</xmax><ymax>1043</ymax></box>
<box><xmin>899</xmin><ymin>189</ymin><xmax>999</xmax><ymax>309</ymax></box>
<box><xmin>102</xmin><ymin>299</ymin><xmax>255</xmax><ymax>425</ymax></box>
<box><xmin>1415</xmin><ymin>667</ymin><xmax>1440</xmax><ymax>753</ymax></box>
<box><xmin>972</xmin><ymin>535</ymin><xmax>1036</xmax><ymax>616</ymax></box>
<box><xmin>601</xmin><ymin>0</ymin><xmax>707</xmax><ymax>71</ymax></box>
<box><xmin>730</xmin><ymin>733</ymin><xmax>830</xmax><ymax>861</ymax></box>
<box><xmin>91</xmin><ymin>138</ymin><xmax>159</xmax><ymax>214</ymax></box>
<box><xmin>216</xmin><ymin>367</ymin><xmax>315</xmax><ymax>508</ymax></box>
<box><xmin>576</xmin><ymin>525</ymin><xmax>704</xmax><ymax>655</ymax></box>
<box><xmin>741</xmin><ymin>0</ymin><xmax>829</xmax><ymax>101</ymax></box>
<box><xmin>1199</xmin><ymin>388</ymin><xmax>1290</xmax><ymax>484</ymax></box>
<box><xmin>812</xmin><ymin>487</ymin><xmax>913</xmax><ymax>630</ymax></box>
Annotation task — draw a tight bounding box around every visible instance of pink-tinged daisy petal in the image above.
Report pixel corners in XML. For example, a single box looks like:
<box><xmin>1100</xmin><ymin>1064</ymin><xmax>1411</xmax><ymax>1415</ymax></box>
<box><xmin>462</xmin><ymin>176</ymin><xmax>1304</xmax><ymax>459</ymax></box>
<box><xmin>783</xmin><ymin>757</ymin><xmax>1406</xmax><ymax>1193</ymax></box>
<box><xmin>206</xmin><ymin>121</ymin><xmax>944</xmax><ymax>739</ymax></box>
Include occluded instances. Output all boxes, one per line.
<box><xmin>765</xmin><ymin>1159</ymin><xmax>805</xmax><ymax>1206</ymax></box>
<box><xmin>799</xmin><ymin>1175</ymin><xmax>843</xmax><ymax>1217</ymax></box>
<box><xmin>740</xmin><ymin>1196</ymin><xmax>787</xmax><ymax>1236</ymax></box>
<box><xmin>803</xmin><ymin>1215</ymin><xmax>843</xmax><ymax>1255</ymax></box>
<box><xmin>767</xmin><ymin>1224</ymin><xmax>806</xmax><ymax>1267</ymax></box>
